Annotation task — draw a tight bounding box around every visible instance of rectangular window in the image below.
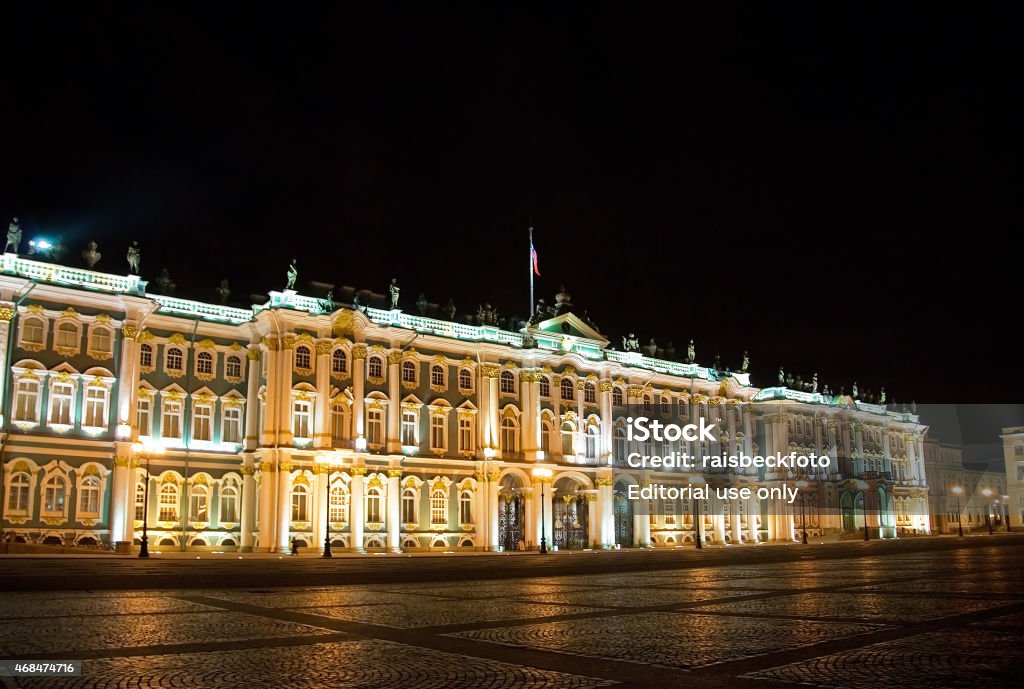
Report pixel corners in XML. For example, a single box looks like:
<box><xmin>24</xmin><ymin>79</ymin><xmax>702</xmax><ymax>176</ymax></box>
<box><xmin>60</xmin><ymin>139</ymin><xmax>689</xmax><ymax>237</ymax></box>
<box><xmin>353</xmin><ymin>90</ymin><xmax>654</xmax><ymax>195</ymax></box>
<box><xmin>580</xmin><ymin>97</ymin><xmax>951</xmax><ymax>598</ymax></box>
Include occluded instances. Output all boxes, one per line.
<box><xmin>220</xmin><ymin>488</ymin><xmax>238</xmax><ymax>523</ymax></box>
<box><xmin>459</xmin><ymin>416</ymin><xmax>474</xmax><ymax>454</ymax></box>
<box><xmin>138</xmin><ymin>398</ymin><xmax>152</xmax><ymax>436</ymax></box>
<box><xmin>21</xmin><ymin>318</ymin><xmax>44</xmax><ymax>346</ymax></box>
<box><xmin>402</xmin><ymin>491</ymin><xmax>417</xmax><ymax>523</ymax></box>
<box><xmin>49</xmin><ymin>382</ymin><xmax>74</xmax><ymax>426</ymax></box>
<box><xmin>223</xmin><ymin>406</ymin><xmax>242</xmax><ymax>443</ymax></box>
<box><xmin>193</xmin><ymin>404</ymin><xmax>212</xmax><ymax>441</ymax></box>
<box><xmin>162</xmin><ymin>401</ymin><xmax>182</xmax><ymax>439</ymax></box>
<box><xmin>14</xmin><ymin>379</ymin><xmax>39</xmax><ymax>423</ymax></box>
<box><xmin>190</xmin><ymin>489</ymin><xmax>209</xmax><ymax>521</ymax></box>
<box><xmin>78</xmin><ymin>480</ymin><xmax>99</xmax><ymax>514</ymax></box>
<box><xmin>430</xmin><ymin>491</ymin><xmax>447</xmax><ymax>525</ymax></box>
<box><xmin>293</xmin><ymin>399</ymin><xmax>312</xmax><ymax>439</ymax></box>
<box><xmin>134</xmin><ymin>482</ymin><xmax>146</xmax><ymax>521</ymax></box>
<box><xmin>83</xmin><ymin>387</ymin><xmax>107</xmax><ymax>427</ymax></box>
<box><xmin>91</xmin><ymin>328</ymin><xmax>111</xmax><ymax>354</ymax></box>
<box><xmin>56</xmin><ymin>324</ymin><xmax>78</xmax><ymax>349</ymax></box>
<box><xmin>430</xmin><ymin>415</ymin><xmax>445</xmax><ymax>452</ymax></box>
<box><xmin>367</xmin><ymin>409</ymin><xmax>384</xmax><ymax>446</ymax></box>
<box><xmin>459</xmin><ymin>492</ymin><xmax>472</xmax><ymax>524</ymax></box>
<box><xmin>401</xmin><ymin>410</ymin><xmax>417</xmax><ymax>446</ymax></box>
<box><xmin>330</xmin><ymin>407</ymin><xmax>347</xmax><ymax>446</ymax></box>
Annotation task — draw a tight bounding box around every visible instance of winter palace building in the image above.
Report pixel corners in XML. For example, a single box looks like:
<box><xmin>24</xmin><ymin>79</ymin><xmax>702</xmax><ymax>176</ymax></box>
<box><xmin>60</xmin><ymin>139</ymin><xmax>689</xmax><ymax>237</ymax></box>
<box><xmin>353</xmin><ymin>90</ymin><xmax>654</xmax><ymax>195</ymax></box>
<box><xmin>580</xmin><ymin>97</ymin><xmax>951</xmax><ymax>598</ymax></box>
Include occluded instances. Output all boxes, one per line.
<box><xmin>0</xmin><ymin>253</ymin><xmax>931</xmax><ymax>553</ymax></box>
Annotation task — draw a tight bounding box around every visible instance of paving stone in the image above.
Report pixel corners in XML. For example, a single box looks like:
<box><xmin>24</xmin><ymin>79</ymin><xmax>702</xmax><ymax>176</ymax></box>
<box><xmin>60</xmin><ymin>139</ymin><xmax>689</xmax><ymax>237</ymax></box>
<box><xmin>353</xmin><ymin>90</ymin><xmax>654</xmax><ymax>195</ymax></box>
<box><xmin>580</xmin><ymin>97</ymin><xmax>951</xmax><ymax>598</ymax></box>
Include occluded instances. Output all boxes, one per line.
<box><xmin>300</xmin><ymin>599</ymin><xmax>603</xmax><ymax>629</ymax></box>
<box><xmin>0</xmin><ymin>596</ymin><xmax>216</xmax><ymax>619</ymax></box>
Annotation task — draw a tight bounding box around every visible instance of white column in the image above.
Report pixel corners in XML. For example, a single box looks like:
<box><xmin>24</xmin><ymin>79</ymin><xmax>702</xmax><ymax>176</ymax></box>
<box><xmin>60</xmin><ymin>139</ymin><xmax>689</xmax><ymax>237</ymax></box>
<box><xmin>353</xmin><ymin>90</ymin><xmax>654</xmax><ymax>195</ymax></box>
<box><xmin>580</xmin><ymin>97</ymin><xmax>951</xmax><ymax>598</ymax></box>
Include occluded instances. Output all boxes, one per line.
<box><xmin>489</xmin><ymin>469</ymin><xmax>501</xmax><ymax>551</ymax></box>
<box><xmin>350</xmin><ymin>468</ymin><xmax>365</xmax><ymax>552</ymax></box>
<box><xmin>731</xmin><ymin>499</ymin><xmax>742</xmax><ymax>544</ymax></box>
<box><xmin>276</xmin><ymin>460</ymin><xmax>293</xmax><ymax>552</ymax></box>
<box><xmin>522</xmin><ymin>486</ymin><xmax>534</xmax><ymax>550</ymax></box>
<box><xmin>277</xmin><ymin>342</ymin><xmax>294</xmax><ymax>446</ymax></box>
<box><xmin>713</xmin><ymin>496</ymin><xmax>726</xmax><ymax>544</ymax></box>
<box><xmin>0</xmin><ymin>306</ymin><xmax>14</xmax><ymax>424</ymax></box>
<box><xmin>906</xmin><ymin>435</ymin><xmax>918</xmax><ymax>483</ymax></box>
<box><xmin>598</xmin><ymin>477</ymin><xmax>614</xmax><ymax>548</ymax></box>
<box><xmin>635</xmin><ymin>482</ymin><xmax>651</xmax><ymax>547</ymax></box>
<box><xmin>386</xmin><ymin>351</ymin><xmax>401</xmax><ymax>452</ymax></box>
<box><xmin>314</xmin><ymin>464</ymin><xmax>328</xmax><ymax>553</ymax></box>
<box><xmin>244</xmin><ymin>348</ymin><xmax>261</xmax><ymax>452</ymax></box>
<box><xmin>599</xmin><ymin>381</ymin><xmax>613</xmax><ymax>464</ymax></box>
<box><xmin>487</xmin><ymin>369</ymin><xmax>500</xmax><ymax>454</ymax></box>
<box><xmin>116</xmin><ymin>323</ymin><xmax>138</xmax><ymax>431</ymax></box>
<box><xmin>747</xmin><ymin>496</ymin><xmax>759</xmax><ymax>543</ymax></box>
<box><xmin>261</xmin><ymin>345</ymin><xmax>279</xmax><ymax>446</ymax></box>
<box><xmin>109</xmin><ymin>453</ymin><xmax>130</xmax><ymax>545</ymax></box>
<box><xmin>387</xmin><ymin>468</ymin><xmax>401</xmax><ymax>552</ymax></box>
<box><xmin>314</xmin><ymin>342</ymin><xmax>332</xmax><ymax>449</ymax></box>
<box><xmin>257</xmin><ymin>458</ymin><xmax>276</xmax><ymax>551</ymax></box>
<box><xmin>351</xmin><ymin>345</ymin><xmax>366</xmax><ymax>442</ymax></box>
<box><xmin>239</xmin><ymin>460</ymin><xmax>256</xmax><ymax>551</ymax></box>
<box><xmin>474</xmin><ymin>469</ymin><xmax>489</xmax><ymax>550</ymax></box>
<box><xmin>575</xmin><ymin>382</ymin><xmax>585</xmax><ymax>458</ymax></box>
<box><xmin>520</xmin><ymin>372</ymin><xmax>534</xmax><ymax>460</ymax></box>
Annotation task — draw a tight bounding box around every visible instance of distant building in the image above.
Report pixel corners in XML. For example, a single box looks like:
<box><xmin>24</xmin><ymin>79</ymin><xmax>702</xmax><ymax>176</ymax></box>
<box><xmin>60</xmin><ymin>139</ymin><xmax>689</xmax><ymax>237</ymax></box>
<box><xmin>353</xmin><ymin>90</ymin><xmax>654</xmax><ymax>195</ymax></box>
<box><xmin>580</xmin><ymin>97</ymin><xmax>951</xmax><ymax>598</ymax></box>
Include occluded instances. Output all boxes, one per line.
<box><xmin>1</xmin><ymin>252</ymin><xmax>930</xmax><ymax>552</ymax></box>
<box><xmin>1001</xmin><ymin>426</ymin><xmax>1024</xmax><ymax>528</ymax></box>
<box><xmin>924</xmin><ymin>436</ymin><xmax>1006</xmax><ymax>533</ymax></box>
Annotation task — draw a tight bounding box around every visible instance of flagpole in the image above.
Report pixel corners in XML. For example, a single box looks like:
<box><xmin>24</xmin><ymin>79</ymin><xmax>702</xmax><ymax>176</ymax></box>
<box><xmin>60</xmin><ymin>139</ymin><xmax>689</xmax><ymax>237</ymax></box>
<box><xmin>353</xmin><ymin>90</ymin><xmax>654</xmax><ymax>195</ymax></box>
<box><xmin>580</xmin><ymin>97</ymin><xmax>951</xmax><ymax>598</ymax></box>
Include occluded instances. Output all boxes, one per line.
<box><xmin>528</xmin><ymin>225</ymin><xmax>534</xmax><ymax>321</ymax></box>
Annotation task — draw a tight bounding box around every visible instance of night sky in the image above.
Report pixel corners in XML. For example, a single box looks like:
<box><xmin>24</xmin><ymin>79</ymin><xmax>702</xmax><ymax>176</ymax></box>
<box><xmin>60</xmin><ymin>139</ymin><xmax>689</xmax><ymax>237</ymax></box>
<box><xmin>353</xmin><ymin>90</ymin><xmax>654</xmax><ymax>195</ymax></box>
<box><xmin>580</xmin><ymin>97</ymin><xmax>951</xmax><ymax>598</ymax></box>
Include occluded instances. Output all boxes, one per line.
<box><xmin>2</xmin><ymin>5</ymin><xmax>1019</xmax><ymax>404</ymax></box>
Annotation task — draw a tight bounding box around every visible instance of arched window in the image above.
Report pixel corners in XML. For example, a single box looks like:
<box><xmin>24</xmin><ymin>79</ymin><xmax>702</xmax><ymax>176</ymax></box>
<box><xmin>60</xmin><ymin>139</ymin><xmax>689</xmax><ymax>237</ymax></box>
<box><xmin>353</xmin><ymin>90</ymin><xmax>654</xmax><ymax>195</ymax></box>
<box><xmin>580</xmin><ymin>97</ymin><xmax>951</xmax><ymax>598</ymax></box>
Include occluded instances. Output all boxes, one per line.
<box><xmin>42</xmin><ymin>475</ymin><xmax>67</xmax><ymax>515</ymax></box>
<box><xmin>195</xmin><ymin>351</ymin><xmax>214</xmax><ymax>375</ymax></box>
<box><xmin>586</xmin><ymin>423</ymin><xmax>599</xmax><ymax>458</ymax></box>
<box><xmin>225</xmin><ymin>355</ymin><xmax>242</xmax><ymax>379</ymax></box>
<box><xmin>329</xmin><ymin>481</ymin><xmax>348</xmax><ymax>522</ymax></box>
<box><xmin>585</xmin><ymin>381</ymin><xmax>596</xmax><ymax>404</ymax></box>
<box><xmin>166</xmin><ymin>347</ymin><xmax>183</xmax><ymax>373</ymax></box>
<box><xmin>90</xmin><ymin>327</ymin><xmax>112</xmax><ymax>355</ymax></box>
<box><xmin>56</xmin><ymin>322</ymin><xmax>79</xmax><ymax>350</ymax></box>
<box><xmin>458</xmin><ymin>368</ymin><xmax>472</xmax><ymax>391</ymax></box>
<box><xmin>366</xmin><ymin>408</ymin><xmax>384</xmax><ymax>446</ymax></box>
<box><xmin>541</xmin><ymin>419</ymin><xmax>553</xmax><ymax>454</ymax></box>
<box><xmin>330</xmin><ymin>403</ymin><xmax>349</xmax><ymax>445</ymax></box>
<box><xmin>366</xmin><ymin>487</ymin><xmax>383</xmax><ymax>523</ymax></box>
<box><xmin>220</xmin><ymin>485</ymin><xmax>238</xmax><ymax>523</ymax></box>
<box><xmin>402</xmin><ymin>488</ymin><xmax>417</xmax><ymax>523</ymax></box>
<box><xmin>290</xmin><ymin>484</ymin><xmax>309</xmax><ymax>521</ymax></box>
<box><xmin>78</xmin><ymin>476</ymin><xmax>101</xmax><ymax>515</ymax></box>
<box><xmin>332</xmin><ymin>349</ymin><xmax>347</xmax><ymax>374</ymax></box>
<box><xmin>500</xmin><ymin>370</ymin><xmax>515</xmax><ymax>394</ymax></box>
<box><xmin>134</xmin><ymin>481</ymin><xmax>146</xmax><ymax>521</ymax></box>
<box><xmin>367</xmin><ymin>356</ymin><xmax>383</xmax><ymax>379</ymax></box>
<box><xmin>13</xmin><ymin>377</ymin><xmax>40</xmax><ymax>423</ymax></box>
<box><xmin>430</xmin><ymin>489</ymin><xmax>447</xmax><ymax>525</ymax></box>
<box><xmin>158</xmin><ymin>483</ymin><xmax>179</xmax><ymax>521</ymax></box>
<box><xmin>139</xmin><ymin>343</ymin><xmax>154</xmax><ymax>368</ymax></box>
<box><xmin>614</xmin><ymin>422</ymin><xmax>627</xmax><ymax>461</ymax></box>
<box><xmin>295</xmin><ymin>346</ymin><xmax>311</xmax><ymax>370</ymax></box>
<box><xmin>6</xmin><ymin>472</ymin><xmax>30</xmax><ymax>513</ymax></box>
<box><xmin>430</xmin><ymin>364</ymin><xmax>445</xmax><ymax>388</ymax></box>
<box><xmin>643</xmin><ymin>394</ymin><xmax>653</xmax><ymax>411</ymax></box>
<box><xmin>560</xmin><ymin>378</ymin><xmax>575</xmax><ymax>400</ymax></box>
<box><xmin>612</xmin><ymin>387</ymin><xmax>624</xmax><ymax>406</ymax></box>
<box><xmin>459</xmin><ymin>491</ymin><xmax>473</xmax><ymax>524</ymax></box>
<box><xmin>561</xmin><ymin>421</ymin><xmax>575</xmax><ymax>456</ymax></box>
<box><xmin>401</xmin><ymin>360</ymin><xmax>417</xmax><ymax>383</ymax></box>
<box><xmin>500</xmin><ymin>417</ymin><xmax>518</xmax><ymax>453</ymax></box>
<box><xmin>539</xmin><ymin>376</ymin><xmax>551</xmax><ymax>398</ymax></box>
<box><xmin>190</xmin><ymin>484</ymin><xmax>209</xmax><ymax>521</ymax></box>
<box><xmin>21</xmin><ymin>317</ymin><xmax>44</xmax><ymax>347</ymax></box>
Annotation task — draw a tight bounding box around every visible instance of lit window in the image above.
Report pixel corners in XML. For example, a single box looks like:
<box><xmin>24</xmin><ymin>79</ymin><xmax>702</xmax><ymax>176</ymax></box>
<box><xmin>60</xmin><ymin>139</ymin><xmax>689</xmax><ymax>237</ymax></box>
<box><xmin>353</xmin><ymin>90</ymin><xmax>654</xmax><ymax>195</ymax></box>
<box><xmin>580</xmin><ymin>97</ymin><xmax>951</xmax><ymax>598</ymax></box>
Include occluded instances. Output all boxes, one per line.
<box><xmin>290</xmin><ymin>484</ymin><xmax>309</xmax><ymax>521</ymax></box>
<box><xmin>367</xmin><ymin>356</ymin><xmax>383</xmax><ymax>379</ymax></box>
<box><xmin>542</xmin><ymin>419</ymin><xmax>553</xmax><ymax>454</ymax></box>
<box><xmin>166</xmin><ymin>347</ymin><xmax>183</xmax><ymax>372</ymax></box>
<box><xmin>196</xmin><ymin>351</ymin><xmax>214</xmax><ymax>376</ymax></box>
<box><xmin>402</xmin><ymin>360</ymin><xmax>417</xmax><ymax>383</ymax></box>
<box><xmin>458</xmin><ymin>368</ymin><xmax>472</xmax><ymax>391</ymax></box>
<box><xmin>560</xmin><ymin>378</ymin><xmax>574</xmax><ymax>400</ymax></box>
<box><xmin>21</xmin><ymin>317</ymin><xmax>44</xmax><ymax>347</ymax></box>
<box><xmin>431</xmin><ymin>364</ymin><xmax>445</xmax><ymax>388</ymax></box>
<box><xmin>561</xmin><ymin>422</ymin><xmax>575</xmax><ymax>456</ymax></box>
<box><xmin>539</xmin><ymin>376</ymin><xmax>550</xmax><ymax>398</ymax></box>
<box><xmin>430</xmin><ymin>414</ymin><xmax>446</xmax><ymax>452</ymax></box>
<box><xmin>500</xmin><ymin>370</ymin><xmax>515</xmax><ymax>394</ymax></box>
<box><xmin>295</xmin><ymin>346</ymin><xmax>311</xmax><ymax>370</ymax></box>
<box><xmin>366</xmin><ymin>487</ymin><xmax>383</xmax><ymax>523</ymax></box>
<box><xmin>585</xmin><ymin>381</ymin><xmax>596</xmax><ymax>404</ymax></box>
<box><xmin>402</xmin><ymin>488</ymin><xmax>417</xmax><ymax>523</ymax></box>
<box><xmin>329</xmin><ymin>482</ymin><xmax>348</xmax><ymax>522</ymax></box>
<box><xmin>137</xmin><ymin>397</ymin><xmax>152</xmax><ymax>436</ymax></box>
<box><xmin>292</xmin><ymin>398</ymin><xmax>313</xmax><ymax>439</ymax></box>
<box><xmin>612</xmin><ymin>387</ymin><xmax>623</xmax><ymax>406</ymax></box>
<box><xmin>332</xmin><ymin>350</ymin><xmax>347</xmax><ymax>374</ymax></box>
<box><xmin>401</xmin><ymin>410</ymin><xmax>417</xmax><ymax>446</ymax></box>
<box><xmin>222</xmin><ymin>405</ymin><xmax>242</xmax><ymax>443</ymax></box>
<box><xmin>162</xmin><ymin>400</ymin><xmax>183</xmax><ymax>439</ymax></box>
<box><xmin>42</xmin><ymin>475</ymin><xmax>67</xmax><ymax>515</ymax></box>
<box><xmin>83</xmin><ymin>386</ymin><xmax>108</xmax><ymax>427</ymax></box>
<box><xmin>6</xmin><ymin>473</ymin><xmax>30</xmax><ymax>513</ymax></box>
<box><xmin>190</xmin><ymin>485</ymin><xmax>209</xmax><ymax>521</ymax></box>
<box><xmin>430</xmin><ymin>489</ymin><xmax>447</xmax><ymax>525</ymax></box>
<box><xmin>330</xmin><ymin>404</ymin><xmax>348</xmax><ymax>445</ymax></box>
<box><xmin>56</xmin><ymin>322</ymin><xmax>78</xmax><ymax>350</ymax></box>
<box><xmin>614</xmin><ymin>423</ymin><xmax>627</xmax><ymax>460</ymax></box>
<box><xmin>643</xmin><ymin>394</ymin><xmax>653</xmax><ymax>411</ymax></box>
<box><xmin>159</xmin><ymin>484</ymin><xmax>179</xmax><ymax>521</ymax></box>
<box><xmin>139</xmin><ymin>343</ymin><xmax>154</xmax><ymax>368</ymax></box>
<box><xmin>586</xmin><ymin>424</ymin><xmax>599</xmax><ymax>458</ymax></box>
<box><xmin>367</xmin><ymin>409</ymin><xmax>384</xmax><ymax>446</ymax></box>
<box><xmin>225</xmin><ymin>355</ymin><xmax>242</xmax><ymax>379</ymax></box>
<box><xmin>193</xmin><ymin>404</ymin><xmax>213</xmax><ymax>441</ymax></box>
<box><xmin>220</xmin><ymin>485</ymin><xmax>238</xmax><ymax>523</ymax></box>
<box><xmin>458</xmin><ymin>415</ymin><xmax>474</xmax><ymax>454</ymax></box>
<box><xmin>13</xmin><ymin>378</ymin><xmax>40</xmax><ymax>423</ymax></box>
<box><xmin>134</xmin><ymin>481</ymin><xmax>146</xmax><ymax>521</ymax></box>
<box><xmin>500</xmin><ymin>417</ymin><xmax>518</xmax><ymax>453</ymax></box>
<box><xmin>90</xmin><ymin>327</ymin><xmax>112</xmax><ymax>355</ymax></box>
<box><xmin>49</xmin><ymin>382</ymin><xmax>74</xmax><ymax>426</ymax></box>
<box><xmin>459</xmin><ymin>491</ymin><xmax>473</xmax><ymax>524</ymax></box>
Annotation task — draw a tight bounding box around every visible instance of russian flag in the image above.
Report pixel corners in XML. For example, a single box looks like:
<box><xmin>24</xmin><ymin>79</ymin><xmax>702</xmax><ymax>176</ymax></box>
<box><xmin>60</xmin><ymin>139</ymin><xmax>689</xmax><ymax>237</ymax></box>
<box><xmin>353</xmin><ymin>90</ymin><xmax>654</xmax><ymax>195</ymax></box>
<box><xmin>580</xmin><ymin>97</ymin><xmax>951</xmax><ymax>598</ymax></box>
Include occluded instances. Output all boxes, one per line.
<box><xmin>531</xmin><ymin>244</ymin><xmax>540</xmax><ymax>276</ymax></box>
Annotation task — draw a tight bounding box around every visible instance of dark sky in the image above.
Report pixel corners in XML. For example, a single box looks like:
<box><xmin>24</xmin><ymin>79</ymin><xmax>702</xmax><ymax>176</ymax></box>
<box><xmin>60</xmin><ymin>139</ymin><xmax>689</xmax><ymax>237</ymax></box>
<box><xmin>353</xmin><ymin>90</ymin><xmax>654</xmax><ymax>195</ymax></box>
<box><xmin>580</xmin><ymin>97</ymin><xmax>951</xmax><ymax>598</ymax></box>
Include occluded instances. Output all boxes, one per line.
<box><xmin>2</xmin><ymin>5</ymin><xmax>1020</xmax><ymax>403</ymax></box>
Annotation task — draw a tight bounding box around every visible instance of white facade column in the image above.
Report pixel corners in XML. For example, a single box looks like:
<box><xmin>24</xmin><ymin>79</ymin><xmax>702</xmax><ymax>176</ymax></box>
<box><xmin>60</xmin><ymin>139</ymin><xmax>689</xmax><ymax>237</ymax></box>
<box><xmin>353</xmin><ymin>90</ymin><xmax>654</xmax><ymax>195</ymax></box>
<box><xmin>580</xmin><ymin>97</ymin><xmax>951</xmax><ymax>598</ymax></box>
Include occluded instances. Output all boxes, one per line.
<box><xmin>906</xmin><ymin>435</ymin><xmax>918</xmax><ymax>483</ymax></box>
<box><xmin>314</xmin><ymin>464</ymin><xmax>328</xmax><ymax>553</ymax></box>
<box><xmin>522</xmin><ymin>486</ymin><xmax>534</xmax><ymax>550</ymax></box>
<box><xmin>239</xmin><ymin>459</ymin><xmax>256</xmax><ymax>551</ymax></box>
<box><xmin>731</xmin><ymin>499</ymin><xmax>742</xmax><ymax>544</ymax></box>
<box><xmin>599</xmin><ymin>380</ymin><xmax>613</xmax><ymax>464</ymax></box>
<box><xmin>489</xmin><ymin>468</ymin><xmax>501</xmax><ymax>551</ymax></box>
<box><xmin>314</xmin><ymin>341</ymin><xmax>332</xmax><ymax>449</ymax></box>
<box><xmin>827</xmin><ymin>421</ymin><xmax>840</xmax><ymax>479</ymax></box>
<box><xmin>712</xmin><ymin>495</ymin><xmax>726</xmax><ymax>544</ymax></box>
<box><xmin>597</xmin><ymin>476</ymin><xmax>614</xmax><ymax>548</ymax></box>
<box><xmin>474</xmin><ymin>469</ymin><xmax>489</xmax><ymax>550</ymax></box>
<box><xmin>386</xmin><ymin>351</ymin><xmax>401</xmax><ymax>452</ymax></box>
<box><xmin>351</xmin><ymin>345</ymin><xmax>366</xmax><ymax>443</ymax></box>
<box><xmin>244</xmin><ymin>348</ymin><xmax>261</xmax><ymax>452</ymax></box>
<box><xmin>915</xmin><ymin>435</ymin><xmax>927</xmax><ymax>486</ymax></box>
<box><xmin>277</xmin><ymin>341</ymin><xmax>294</xmax><ymax>446</ymax></box>
<box><xmin>387</xmin><ymin>468</ymin><xmax>402</xmax><ymax>552</ymax></box>
<box><xmin>116</xmin><ymin>322</ymin><xmax>139</xmax><ymax>432</ymax></box>
<box><xmin>854</xmin><ymin>423</ymin><xmax>865</xmax><ymax>475</ymax></box>
<box><xmin>575</xmin><ymin>382</ymin><xmax>585</xmax><ymax>458</ymax></box>
<box><xmin>520</xmin><ymin>372</ymin><xmax>534</xmax><ymax>460</ymax></box>
<box><xmin>533</xmin><ymin>476</ymin><xmax>554</xmax><ymax>550</ymax></box>
<box><xmin>0</xmin><ymin>305</ymin><xmax>14</xmax><ymax>425</ymax></box>
<box><xmin>350</xmin><ymin>467</ymin><xmax>365</xmax><ymax>552</ymax></box>
<box><xmin>276</xmin><ymin>460</ymin><xmax>293</xmax><ymax>552</ymax></box>
<box><xmin>882</xmin><ymin>430</ymin><xmax>892</xmax><ymax>476</ymax></box>
<box><xmin>487</xmin><ymin>367</ymin><xmax>500</xmax><ymax>454</ymax></box>
<box><xmin>635</xmin><ymin>478</ymin><xmax>651</xmax><ymax>547</ymax></box>
<box><xmin>110</xmin><ymin>453</ymin><xmax>131</xmax><ymax>545</ymax></box>
<box><xmin>261</xmin><ymin>343</ymin><xmax>280</xmax><ymax>447</ymax></box>
<box><xmin>257</xmin><ymin>458</ymin><xmax>276</xmax><ymax>551</ymax></box>
<box><xmin>747</xmin><ymin>496</ymin><xmax>759</xmax><ymax>543</ymax></box>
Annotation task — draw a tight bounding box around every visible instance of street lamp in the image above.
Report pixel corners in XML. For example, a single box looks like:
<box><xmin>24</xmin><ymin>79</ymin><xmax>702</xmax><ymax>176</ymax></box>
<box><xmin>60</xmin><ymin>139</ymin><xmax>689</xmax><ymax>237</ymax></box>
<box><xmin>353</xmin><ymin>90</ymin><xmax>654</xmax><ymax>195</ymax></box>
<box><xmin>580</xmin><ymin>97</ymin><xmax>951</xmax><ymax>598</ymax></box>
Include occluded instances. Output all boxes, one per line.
<box><xmin>795</xmin><ymin>479</ymin><xmax>809</xmax><ymax>544</ymax></box>
<box><xmin>132</xmin><ymin>441</ymin><xmax>164</xmax><ymax>558</ymax></box>
<box><xmin>689</xmin><ymin>476</ymin><xmax>705</xmax><ymax>549</ymax></box>
<box><xmin>532</xmin><ymin>467</ymin><xmax>552</xmax><ymax>554</ymax></box>
<box><xmin>316</xmin><ymin>454</ymin><xmax>345</xmax><ymax>558</ymax></box>
<box><xmin>1003</xmin><ymin>495</ymin><xmax>1011</xmax><ymax>533</ymax></box>
<box><xmin>952</xmin><ymin>485</ymin><xmax>964</xmax><ymax>537</ymax></box>
<box><xmin>983</xmin><ymin>488</ymin><xmax>993</xmax><ymax>535</ymax></box>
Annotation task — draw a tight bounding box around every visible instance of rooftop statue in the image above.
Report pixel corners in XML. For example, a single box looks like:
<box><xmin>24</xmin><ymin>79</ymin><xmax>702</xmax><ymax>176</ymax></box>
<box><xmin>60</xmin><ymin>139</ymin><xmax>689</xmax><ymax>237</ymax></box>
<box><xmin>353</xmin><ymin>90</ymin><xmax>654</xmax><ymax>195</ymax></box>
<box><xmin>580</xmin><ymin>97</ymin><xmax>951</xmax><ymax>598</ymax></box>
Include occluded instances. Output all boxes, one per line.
<box><xmin>811</xmin><ymin>372</ymin><xmax>818</xmax><ymax>393</ymax></box>
<box><xmin>5</xmin><ymin>217</ymin><xmax>22</xmax><ymax>254</ymax></box>
<box><xmin>879</xmin><ymin>387</ymin><xmax>886</xmax><ymax>404</ymax></box>
<box><xmin>317</xmin><ymin>289</ymin><xmax>334</xmax><ymax>314</ymax></box>
<box><xmin>389</xmin><ymin>278</ymin><xmax>400</xmax><ymax>309</ymax></box>
<box><xmin>216</xmin><ymin>279</ymin><xmax>231</xmax><ymax>305</ymax></box>
<box><xmin>126</xmin><ymin>240</ymin><xmax>141</xmax><ymax>274</ymax></box>
<box><xmin>852</xmin><ymin>381</ymin><xmax>859</xmax><ymax>399</ymax></box>
<box><xmin>644</xmin><ymin>338</ymin><xmax>658</xmax><ymax>356</ymax></box>
<box><xmin>285</xmin><ymin>259</ymin><xmax>298</xmax><ymax>290</ymax></box>
<box><xmin>687</xmin><ymin>339</ymin><xmax>695</xmax><ymax>363</ymax></box>
<box><xmin>713</xmin><ymin>353</ymin><xmax>721</xmax><ymax>370</ymax></box>
<box><xmin>741</xmin><ymin>350</ymin><xmax>750</xmax><ymax>373</ymax></box>
<box><xmin>778</xmin><ymin>366</ymin><xmax>785</xmax><ymax>385</ymax></box>
<box><xmin>443</xmin><ymin>298</ymin><xmax>456</xmax><ymax>321</ymax></box>
<box><xmin>416</xmin><ymin>292</ymin><xmax>428</xmax><ymax>315</ymax></box>
<box><xmin>154</xmin><ymin>268</ymin><xmax>176</xmax><ymax>295</ymax></box>
<box><xmin>622</xmin><ymin>332</ymin><xmax>640</xmax><ymax>352</ymax></box>
<box><xmin>81</xmin><ymin>241</ymin><xmax>101</xmax><ymax>268</ymax></box>
<box><xmin>477</xmin><ymin>302</ymin><xmax>498</xmax><ymax>326</ymax></box>
<box><xmin>665</xmin><ymin>340</ymin><xmax>676</xmax><ymax>360</ymax></box>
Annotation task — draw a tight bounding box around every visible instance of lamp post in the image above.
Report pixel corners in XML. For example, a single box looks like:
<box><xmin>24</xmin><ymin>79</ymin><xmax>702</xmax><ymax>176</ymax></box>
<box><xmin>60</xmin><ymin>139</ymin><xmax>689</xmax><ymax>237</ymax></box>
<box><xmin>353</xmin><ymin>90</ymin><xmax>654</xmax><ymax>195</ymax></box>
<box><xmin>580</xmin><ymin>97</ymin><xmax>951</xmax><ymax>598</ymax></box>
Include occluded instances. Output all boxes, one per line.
<box><xmin>860</xmin><ymin>492</ymin><xmax>869</xmax><ymax>541</ymax></box>
<box><xmin>689</xmin><ymin>476</ymin><xmax>705</xmax><ymax>549</ymax></box>
<box><xmin>983</xmin><ymin>488</ymin><xmax>993</xmax><ymax>535</ymax></box>
<box><xmin>795</xmin><ymin>479</ymin><xmax>808</xmax><ymax>544</ymax></box>
<box><xmin>316</xmin><ymin>454</ymin><xmax>345</xmax><ymax>558</ymax></box>
<box><xmin>532</xmin><ymin>467</ymin><xmax>552</xmax><ymax>554</ymax></box>
<box><xmin>952</xmin><ymin>485</ymin><xmax>964</xmax><ymax>537</ymax></box>
<box><xmin>132</xmin><ymin>441</ymin><xmax>164</xmax><ymax>558</ymax></box>
<box><xmin>1003</xmin><ymin>495</ymin><xmax>1011</xmax><ymax>532</ymax></box>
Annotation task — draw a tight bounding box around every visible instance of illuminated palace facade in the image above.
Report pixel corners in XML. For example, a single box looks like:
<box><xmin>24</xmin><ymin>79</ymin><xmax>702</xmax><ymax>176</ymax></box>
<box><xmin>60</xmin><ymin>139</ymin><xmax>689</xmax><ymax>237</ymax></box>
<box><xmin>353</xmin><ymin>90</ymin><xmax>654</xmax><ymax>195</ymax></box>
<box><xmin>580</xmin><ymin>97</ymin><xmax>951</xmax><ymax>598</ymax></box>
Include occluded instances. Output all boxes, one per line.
<box><xmin>0</xmin><ymin>255</ymin><xmax>931</xmax><ymax>552</ymax></box>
